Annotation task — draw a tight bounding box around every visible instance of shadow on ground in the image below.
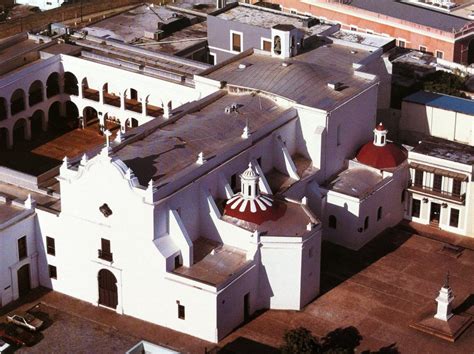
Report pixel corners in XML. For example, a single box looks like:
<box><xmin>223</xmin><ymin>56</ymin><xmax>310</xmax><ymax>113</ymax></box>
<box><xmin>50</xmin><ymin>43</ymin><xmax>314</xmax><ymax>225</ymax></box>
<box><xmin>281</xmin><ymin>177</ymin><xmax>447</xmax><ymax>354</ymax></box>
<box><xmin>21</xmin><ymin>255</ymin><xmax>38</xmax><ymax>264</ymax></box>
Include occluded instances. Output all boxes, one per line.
<box><xmin>218</xmin><ymin>326</ymin><xmax>400</xmax><ymax>354</ymax></box>
<box><xmin>320</xmin><ymin>228</ymin><xmax>412</xmax><ymax>294</ymax></box>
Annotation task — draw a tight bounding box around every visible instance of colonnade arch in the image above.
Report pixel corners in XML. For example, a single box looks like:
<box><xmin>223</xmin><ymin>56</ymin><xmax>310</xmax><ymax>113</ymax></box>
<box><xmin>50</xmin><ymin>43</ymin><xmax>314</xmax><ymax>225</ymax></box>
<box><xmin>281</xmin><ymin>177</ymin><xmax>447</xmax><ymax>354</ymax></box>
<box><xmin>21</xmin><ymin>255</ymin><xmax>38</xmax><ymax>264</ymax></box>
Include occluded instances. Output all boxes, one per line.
<box><xmin>28</xmin><ymin>80</ymin><xmax>44</xmax><ymax>107</ymax></box>
<box><xmin>11</xmin><ymin>88</ymin><xmax>26</xmax><ymax>116</ymax></box>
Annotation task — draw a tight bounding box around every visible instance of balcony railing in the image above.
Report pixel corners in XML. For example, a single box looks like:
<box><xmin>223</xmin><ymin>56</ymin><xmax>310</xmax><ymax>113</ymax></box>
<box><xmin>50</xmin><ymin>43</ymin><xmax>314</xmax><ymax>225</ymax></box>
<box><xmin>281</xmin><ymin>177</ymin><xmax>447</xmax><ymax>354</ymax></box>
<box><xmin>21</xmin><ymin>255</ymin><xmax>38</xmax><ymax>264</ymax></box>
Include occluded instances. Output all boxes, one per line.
<box><xmin>408</xmin><ymin>184</ymin><xmax>465</xmax><ymax>204</ymax></box>
<box><xmin>98</xmin><ymin>249</ymin><xmax>113</xmax><ymax>262</ymax></box>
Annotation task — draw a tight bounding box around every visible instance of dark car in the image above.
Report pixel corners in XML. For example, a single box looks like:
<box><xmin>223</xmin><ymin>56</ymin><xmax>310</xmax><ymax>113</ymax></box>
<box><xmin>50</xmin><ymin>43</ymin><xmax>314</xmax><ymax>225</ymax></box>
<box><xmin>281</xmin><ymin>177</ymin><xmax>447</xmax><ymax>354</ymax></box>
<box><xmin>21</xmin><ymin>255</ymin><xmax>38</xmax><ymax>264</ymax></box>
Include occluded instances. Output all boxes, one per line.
<box><xmin>0</xmin><ymin>323</ymin><xmax>40</xmax><ymax>347</ymax></box>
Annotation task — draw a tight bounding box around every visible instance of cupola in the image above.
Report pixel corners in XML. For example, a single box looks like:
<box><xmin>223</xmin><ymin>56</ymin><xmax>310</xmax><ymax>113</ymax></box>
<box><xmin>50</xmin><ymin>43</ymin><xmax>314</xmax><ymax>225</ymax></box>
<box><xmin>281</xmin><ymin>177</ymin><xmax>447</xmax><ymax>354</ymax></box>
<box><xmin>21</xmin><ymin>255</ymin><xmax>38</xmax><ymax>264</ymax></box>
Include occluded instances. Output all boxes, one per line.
<box><xmin>223</xmin><ymin>164</ymin><xmax>286</xmax><ymax>224</ymax></box>
<box><xmin>355</xmin><ymin>123</ymin><xmax>407</xmax><ymax>169</ymax></box>
<box><xmin>373</xmin><ymin>122</ymin><xmax>388</xmax><ymax>147</ymax></box>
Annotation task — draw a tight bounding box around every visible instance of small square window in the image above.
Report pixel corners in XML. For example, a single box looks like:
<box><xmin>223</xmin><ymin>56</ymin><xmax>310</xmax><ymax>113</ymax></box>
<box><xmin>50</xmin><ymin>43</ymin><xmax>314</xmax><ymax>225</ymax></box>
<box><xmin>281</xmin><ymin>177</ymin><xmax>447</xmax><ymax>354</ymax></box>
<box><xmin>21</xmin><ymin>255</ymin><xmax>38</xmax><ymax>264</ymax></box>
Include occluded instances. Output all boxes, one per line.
<box><xmin>419</xmin><ymin>45</ymin><xmax>427</xmax><ymax>53</ymax></box>
<box><xmin>398</xmin><ymin>40</ymin><xmax>406</xmax><ymax>48</ymax></box>
<box><xmin>46</xmin><ymin>236</ymin><xmax>55</xmax><ymax>256</ymax></box>
<box><xmin>350</xmin><ymin>26</ymin><xmax>357</xmax><ymax>31</ymax></box>
<box><xmin>178</xmin><ymin>304</ymin><xmax>185</xmax><ymax>319</ymax></box>
<box><xmin>436</xmin><ymin>50</ymin><xmax>444</xmax><ymax>59</ymax></box>
<box><xmin>262</xmin><ymin>40</ymin><xmax>272</xmax><ymax>52</ymax></box>
<box><xmin>49</xmin><ymin>265</ymin><xmax>57</xmax><ymax>279</ymax></box>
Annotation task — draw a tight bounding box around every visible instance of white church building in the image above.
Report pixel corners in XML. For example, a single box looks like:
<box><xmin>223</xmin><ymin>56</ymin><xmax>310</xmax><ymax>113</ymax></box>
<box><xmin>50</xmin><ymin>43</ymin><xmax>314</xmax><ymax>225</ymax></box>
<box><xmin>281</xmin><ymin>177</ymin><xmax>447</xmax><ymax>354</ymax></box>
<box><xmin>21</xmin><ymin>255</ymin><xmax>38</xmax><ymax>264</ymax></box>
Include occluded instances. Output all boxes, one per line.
<box><xmin>0</xmin><ymin>2</ymin><xmax>413</xmax><ymax>342</ymax></box>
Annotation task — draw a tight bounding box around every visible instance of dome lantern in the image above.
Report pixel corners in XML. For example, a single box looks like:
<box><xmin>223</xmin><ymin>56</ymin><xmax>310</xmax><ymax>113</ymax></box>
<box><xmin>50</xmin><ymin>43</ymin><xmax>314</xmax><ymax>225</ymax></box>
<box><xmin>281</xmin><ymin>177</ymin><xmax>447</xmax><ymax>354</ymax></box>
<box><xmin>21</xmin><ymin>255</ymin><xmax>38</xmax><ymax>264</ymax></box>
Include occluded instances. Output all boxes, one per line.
<box><xmin>240</xmin><ymin>163</ymin><xmax>259</xmax><ymax>199</ymax></box>
<box><xmin>373</xmin><ymin>122</ymin><xmax>388</xmax><ymax>147</ymax></box>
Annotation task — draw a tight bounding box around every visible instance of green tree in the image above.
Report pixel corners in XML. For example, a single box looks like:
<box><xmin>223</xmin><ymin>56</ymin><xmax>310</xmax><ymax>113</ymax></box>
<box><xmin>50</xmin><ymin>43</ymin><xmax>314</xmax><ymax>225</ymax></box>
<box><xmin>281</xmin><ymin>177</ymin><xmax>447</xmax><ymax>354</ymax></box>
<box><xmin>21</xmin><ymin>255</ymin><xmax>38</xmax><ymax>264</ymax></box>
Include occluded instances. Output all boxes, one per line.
<box><xmin>420</xmin><ymin>71</ymin><xmax>468</xmax><ymax>98</ymax></box>
<box><xmin>281</xmin><ymin>327</ymin><xmax>321</xmax><ymax>354</ymax></box>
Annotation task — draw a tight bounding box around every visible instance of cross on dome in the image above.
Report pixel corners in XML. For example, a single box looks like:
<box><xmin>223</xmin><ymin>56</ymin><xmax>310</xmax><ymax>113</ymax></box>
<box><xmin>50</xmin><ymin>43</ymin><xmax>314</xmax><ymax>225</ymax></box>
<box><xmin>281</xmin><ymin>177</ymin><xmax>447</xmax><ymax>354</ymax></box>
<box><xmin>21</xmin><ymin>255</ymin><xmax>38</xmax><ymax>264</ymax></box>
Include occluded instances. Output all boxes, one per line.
<box><xmin>373</xmin><ymin>122</ymin><xmax>388</xmax><ymax>147</ymax></box>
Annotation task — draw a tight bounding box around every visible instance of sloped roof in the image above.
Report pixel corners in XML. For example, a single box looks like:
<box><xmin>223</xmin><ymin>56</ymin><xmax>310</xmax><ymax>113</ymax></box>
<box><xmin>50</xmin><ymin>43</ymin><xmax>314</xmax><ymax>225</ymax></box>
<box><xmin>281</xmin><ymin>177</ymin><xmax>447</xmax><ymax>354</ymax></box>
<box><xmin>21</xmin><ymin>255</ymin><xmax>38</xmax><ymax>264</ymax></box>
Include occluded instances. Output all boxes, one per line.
<box><xmin>346</xmin><ymin>0</ymin><xmax>471</xmax><ymax>32</ymax></box>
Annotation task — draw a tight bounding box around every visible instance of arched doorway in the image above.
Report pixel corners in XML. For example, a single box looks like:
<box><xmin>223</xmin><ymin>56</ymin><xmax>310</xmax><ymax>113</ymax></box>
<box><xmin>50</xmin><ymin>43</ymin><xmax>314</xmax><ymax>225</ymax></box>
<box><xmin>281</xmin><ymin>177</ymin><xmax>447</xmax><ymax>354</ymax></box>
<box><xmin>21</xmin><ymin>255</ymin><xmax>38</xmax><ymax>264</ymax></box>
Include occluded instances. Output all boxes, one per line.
<box><xmin>46</xmin><ymin>72</ymin><xmax>60</xmax><ymax>98</ymax></box>
<box><xmin>13</xmin><ymin>118</ymin><xmax>27</xmax><ymax>145</ymax></box>
<box><xmin>48</xmin><ymin>101</ymin><xmax>62</xmax><ymax>132</ymax></box>
<box><xmin>0</xmin><ymin>97</ymin><xmax>7</xmax><ymax>121</ymax></box>
<box><xmin>468</xmin><ymin>38</ymin><xmax>474</xmax><ymax>65</ymax></box>
<box><xmin>98</xmin><ymin>269</ymin><xmax>118</xmax><ymax>309</ymax></box>
<box><xmin>64</xmin><ymin>72</ymin><xmax>78</xmax><ymax>96</ymax></box>
<box><xmin>83</xmin><ymin>106</ymin><xmax>98</xmax><ymax>127</ymax></box>
<box><xmin>17</xmin><ymin>264</ymin><xmax>31</xmax><ymax>297</ymax></box>
<box><xmin>125</xmin><ymin>117</ymin><xmax>139</xmax><ymax>131</ymax></box>
<box><xmin>0</xmin><ymin>127</ymin><xmax>10</xmax><ymax>150</ymax></box>
<box><xmin>65</xmin><ymin>101</ymin><xmax>79</xmax><ymax>130</ymax></box>
<box><xmin>10</xmin><ymin>88</ymin><xmax>26</xmax><ymax>116</ymax></box>
<box><xmin>28</xmin><ymin>80</ymin><xmax>44</xmax><ymax>107</ymax></box>
<box><xmin>30</xmin><ymin>110</ymin><xmax>45</xmax><ymax>138</ymax></box>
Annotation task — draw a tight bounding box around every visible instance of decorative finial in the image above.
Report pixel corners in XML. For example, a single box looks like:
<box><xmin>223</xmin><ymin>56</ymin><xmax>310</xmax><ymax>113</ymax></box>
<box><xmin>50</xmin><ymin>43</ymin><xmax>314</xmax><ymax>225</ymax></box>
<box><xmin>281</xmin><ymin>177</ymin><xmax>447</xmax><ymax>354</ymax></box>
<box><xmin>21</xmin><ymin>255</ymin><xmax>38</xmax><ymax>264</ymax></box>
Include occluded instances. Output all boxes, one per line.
<box><xmin>242</xmin><ymin>125</ymin><xmax>251</xmax><ymax>139</ymax></box>
<box><xmin>444</xmin><ymin>271</ymin><xmax>450</xmax><ymax>288</ymax></box>
<box><xmin>25</xmin><ymin>194</ymin><xmax>35</xmax><ymax>209</ymax></box>
<box><xmin>125</xmin><ymin>168</ymin><xmax>134</xmax><ymax>180</ymax></box>
<box><xmin>196</xmin><ymin>152</ymin><xmax>206</xmax><ymax>165</ymax></box>
<box><xmin>104</xmin><ymin>129</ymin><xmax>112</xmax><ymax>148</ymax></box>
<box><xmin>62</xmin><ymin>156</ymin><xmax>70</xmax><ymax>168</ymax></box>
<box><xmin>115</xmin><ymin>130</ymin><xmax>123</xmax><ymax>143</ymax></box>
<box><xmin>80</xmin><ymin>153</ymin><xmax>88</xmax><ymax>166</ymax></box>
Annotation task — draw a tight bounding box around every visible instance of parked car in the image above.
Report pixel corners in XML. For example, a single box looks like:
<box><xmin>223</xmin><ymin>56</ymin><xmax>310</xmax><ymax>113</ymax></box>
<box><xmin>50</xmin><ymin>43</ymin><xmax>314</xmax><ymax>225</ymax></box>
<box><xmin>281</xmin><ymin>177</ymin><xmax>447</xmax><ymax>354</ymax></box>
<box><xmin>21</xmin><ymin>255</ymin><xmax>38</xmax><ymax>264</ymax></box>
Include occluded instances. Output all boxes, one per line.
<box><xmin>0</xmin><ymin>323</ymin><xmax>39</xmax><ymax>347</ymax></box>
<box><xmin>0</xmin><ymin>338</ymin><xmax>10</xmax><ymax>353</ymax></box>
<box><xmin>7</xmin><ymin>313</ymin><xmax>43</xmax><ymax>331</ymax></box>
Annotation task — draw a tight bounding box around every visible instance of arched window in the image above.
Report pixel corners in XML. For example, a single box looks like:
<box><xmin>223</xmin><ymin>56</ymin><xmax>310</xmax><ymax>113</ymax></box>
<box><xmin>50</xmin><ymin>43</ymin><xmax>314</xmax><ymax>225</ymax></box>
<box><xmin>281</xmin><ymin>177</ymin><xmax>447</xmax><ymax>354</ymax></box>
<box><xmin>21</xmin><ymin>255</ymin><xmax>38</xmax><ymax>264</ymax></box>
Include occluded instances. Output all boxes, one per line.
<box><xmin>364</xmin><ymin>216</ymin><xmax>369</xmax><ymax>230</ymax></box>
<box><xmin>329</xmin><ymin>215</ymin><xmax>337</xmax><ymax>229</ymax></box>
<box><xmin>274</xmin><ymin>35</ymin><xmax>282</xmax><ymax>55</ymax></box>
<box><xmin>377</xmin><ymin>207</ymin><xmax>382</xmax><ymax>221</ymax></box>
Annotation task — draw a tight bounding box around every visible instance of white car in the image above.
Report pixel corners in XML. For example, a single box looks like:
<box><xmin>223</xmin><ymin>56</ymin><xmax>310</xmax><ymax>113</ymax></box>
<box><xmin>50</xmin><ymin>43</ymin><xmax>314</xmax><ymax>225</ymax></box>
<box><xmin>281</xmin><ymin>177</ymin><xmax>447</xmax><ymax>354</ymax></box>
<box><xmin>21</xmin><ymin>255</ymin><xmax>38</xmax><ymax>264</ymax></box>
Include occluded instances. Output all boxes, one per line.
<box><xmin>0</xmin><ymin>338</ymin><xmax>10</xmax><ymax>353</ymax></box>
<box><xmin>6</xmin><ymin>313</ymin><xmax>43</xmax><ymax>332</ymax></box>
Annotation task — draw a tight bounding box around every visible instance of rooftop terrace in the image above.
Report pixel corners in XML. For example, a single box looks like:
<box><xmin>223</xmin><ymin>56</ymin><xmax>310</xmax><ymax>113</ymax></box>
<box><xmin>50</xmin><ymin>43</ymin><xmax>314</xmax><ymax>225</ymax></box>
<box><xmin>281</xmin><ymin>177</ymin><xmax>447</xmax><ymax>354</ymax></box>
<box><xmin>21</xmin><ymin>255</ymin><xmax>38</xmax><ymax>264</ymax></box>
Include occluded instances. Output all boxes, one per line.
<box><xmin>325</xmin><ymin>167</ymin><xmax>383</xmax><ymax>199</ymax></box>
<box><xmin>411</xmin><ymin>137</ymin><xmax>474</xmax><ymax>165</ymax></box>
<box><xmin>216</xmin><ymin>3</ymin><xmax>333</xmax><ymax>36</ymax></box>
<box><xmin>173</xmin><ymin>237</ymin><xmax>250</xmax><ymax>286</ymax></box>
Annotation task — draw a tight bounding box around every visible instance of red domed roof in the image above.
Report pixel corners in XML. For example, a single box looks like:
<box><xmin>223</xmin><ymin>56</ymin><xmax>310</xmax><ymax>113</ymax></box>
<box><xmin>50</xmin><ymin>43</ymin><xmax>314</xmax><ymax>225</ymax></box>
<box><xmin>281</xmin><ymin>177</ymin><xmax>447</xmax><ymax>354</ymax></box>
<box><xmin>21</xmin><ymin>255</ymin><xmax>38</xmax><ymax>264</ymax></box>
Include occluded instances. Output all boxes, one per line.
<box><xmin>356</xmin><ymin>142</ymin><xmax>407</xmax><ymax>169</ymax></box>
<box><xmin>223</xmin><ymin>194</ymin><xmax>287</xmax><ymax>225</ymax></box>
<box><xmin>375</xmin><ymin>122</ymin><xmax>387</xmax><ymax>131</ymax></box>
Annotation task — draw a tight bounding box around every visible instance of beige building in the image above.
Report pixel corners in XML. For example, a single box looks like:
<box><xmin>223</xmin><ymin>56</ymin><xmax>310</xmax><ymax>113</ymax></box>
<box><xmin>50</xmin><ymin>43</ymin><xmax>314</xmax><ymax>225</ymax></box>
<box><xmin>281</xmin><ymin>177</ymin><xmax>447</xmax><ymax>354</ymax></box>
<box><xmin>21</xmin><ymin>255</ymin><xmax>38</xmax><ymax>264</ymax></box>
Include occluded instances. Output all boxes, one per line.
<box><xmin>400</xmin><ymin>91</ymin><xmax>474</xmax><ymax>146</ymax></box>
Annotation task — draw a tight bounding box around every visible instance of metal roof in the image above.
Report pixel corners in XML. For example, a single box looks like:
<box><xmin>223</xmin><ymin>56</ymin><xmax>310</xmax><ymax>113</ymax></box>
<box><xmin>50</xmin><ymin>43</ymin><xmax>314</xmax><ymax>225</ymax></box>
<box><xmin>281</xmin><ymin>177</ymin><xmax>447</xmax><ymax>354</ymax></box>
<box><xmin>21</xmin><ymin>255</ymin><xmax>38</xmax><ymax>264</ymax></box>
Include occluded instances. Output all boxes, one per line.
<box><xmin>347</xmin><ymin>0</ymin><xmax>471</xmax><ymax>32</ymax></box>
<box><xmin>404</xmin><ymin>91</ymin><xmax>474</xmax><ymax>116</ymax></box>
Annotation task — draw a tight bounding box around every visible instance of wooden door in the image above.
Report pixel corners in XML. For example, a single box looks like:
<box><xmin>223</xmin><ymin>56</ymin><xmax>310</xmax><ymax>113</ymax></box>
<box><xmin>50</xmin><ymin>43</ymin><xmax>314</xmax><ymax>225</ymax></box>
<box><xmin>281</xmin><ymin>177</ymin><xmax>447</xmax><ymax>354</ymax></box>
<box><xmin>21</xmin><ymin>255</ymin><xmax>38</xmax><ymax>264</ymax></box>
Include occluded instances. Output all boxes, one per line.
<box><xmin>17</xmin><ymin>264</ymin><xmax>31</xmax><ymax>297</ymax></box>
<box><xmin>98</xmin><ymin>269</ymin><xmax>118</xmax><ymax>309</ymax></box>
<box><xmin>430</xmin><ymin>203</ymin><xmax>441</xmax><ymax>225</ymax></box>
